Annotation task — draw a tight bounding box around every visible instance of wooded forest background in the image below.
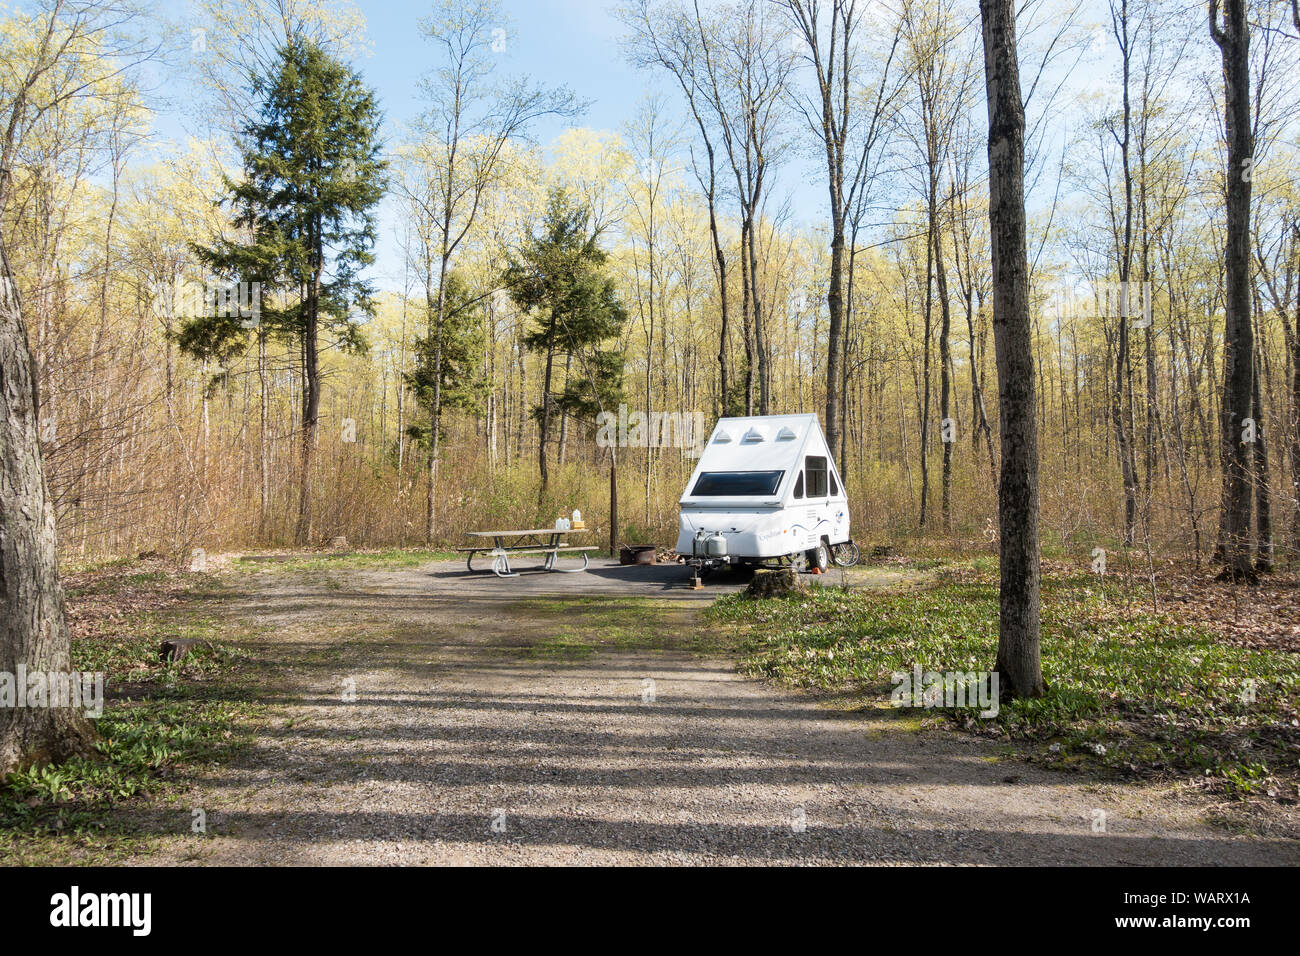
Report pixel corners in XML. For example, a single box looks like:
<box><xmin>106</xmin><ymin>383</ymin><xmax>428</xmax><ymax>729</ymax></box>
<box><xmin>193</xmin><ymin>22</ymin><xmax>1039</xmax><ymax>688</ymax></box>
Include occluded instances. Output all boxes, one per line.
<box><xmin>7</xmin><ymin>0</ymin><xmax>1300</xmax><ymax>570</ymax></box>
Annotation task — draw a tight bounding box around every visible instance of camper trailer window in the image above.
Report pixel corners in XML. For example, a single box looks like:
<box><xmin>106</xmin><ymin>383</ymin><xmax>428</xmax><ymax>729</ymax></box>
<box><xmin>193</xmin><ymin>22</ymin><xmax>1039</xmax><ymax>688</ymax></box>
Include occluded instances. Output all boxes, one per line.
<box><xmin>793</xmin><ymin>473</ymin><xmax>804</xmax><ymax>499</ymax></box>
<box><xmin>691</xmin><ymin>471</ymin><xmax>784</xmax><ymax>496</ymax></box>
<box><xmin>830</xmin><ymin>473</ymin><xmax>839</xmax><ymax>496</ymax></box>
<box><xmin>805</xmin><ymin>456</ymin><xmax>828</xmax><ymax>497</ymax></box>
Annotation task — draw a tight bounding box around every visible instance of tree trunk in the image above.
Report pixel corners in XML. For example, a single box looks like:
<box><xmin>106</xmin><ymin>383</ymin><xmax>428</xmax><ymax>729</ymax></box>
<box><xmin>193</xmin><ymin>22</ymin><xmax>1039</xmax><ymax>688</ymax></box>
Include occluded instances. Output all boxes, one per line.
<box><xmin>707</xmin><ymin>191</ymin><xmax>731</xmax><ymax>416</ymax></box>
<box><xmin>538</xmin><ymin>310</ymin><xmax>557</xmax><ymax>502</ymax></box>
<box><xmin>1</xmin><ymin>237</ymin><xmax>96</xmax><ymax>774</ymax></box>
<box><xmin>935</xmin><ymin>222</ymin><xmax>953</xmax><ymax>532</ymax></box>
<box><xmin>295</xmin><ymin>266</ymin><xmax>321</xmax><ymax>545</ymax></box>
<box><xmin>1291</xmin><ymin>227</ymin><xmax>1300</xmax><ymax>553</ymax></box>
<box><xmin>839</xmin><ymin>242</ymin><xmax>855</xmax><ymax>485</ymax></box>
<box><xmin>1211</xmin><ymin>0</ymin><xmax>1255</xmax><ymax>581</ymax></box>
<box><xmin>980</xmin><ymin>0</ymin><xmax>1045</xmax><ymax>699</ymax></box>
<box><xmin>1253</xmin><ymin>336</ymin><xmax>1272</xmax><ymax>571</ymax></box>
<box><xmin>965</xmin><ymin>290</ymin><xmax>998</xmax><ymax>489</ymax></box>
<box><xmin>425</xmin><ymin>246</ymin><xmax>451</xmax><ymax>545</ymax></box>
<box><xmin>826</xmin><ymin>221</ymin><xmax>845</xmax><ymax>470</ymax></box>
<box><xmin>258</xmin><ymin>330</ymin><xmax>270</xmax><ymax>539</ymax></box>
<box><xmin>1114</xmin><ymin>0</ymin><xmax>1140</xmax><ymax>548</ymax></box>
<box><xmin>749</xmin><ymin>216</ymin><xmax>770</xmax><ymax>416</ymax></box>
<box><xmin>739</xmin><ymin>219</ymin><xmax>755</xmax><ymax>416</ymax></box>
<box><xmin>560</xmin><ymin>352</ymin><xmax>572</xmax><ymax>467</ymax></box>
<box><xmin>1114</xmin><ymin>315</ymin><xmax>1140</xmax><ymax>546</ymax></box>
<box><xmin>609</xmin><ymin>449</ymin><xmax>619</xmax><ymax>558</ymax></box>
<box><xmin>919</xmin><ymin>202</ymin><xmax>934</xmax><ymax>530</ymax></box>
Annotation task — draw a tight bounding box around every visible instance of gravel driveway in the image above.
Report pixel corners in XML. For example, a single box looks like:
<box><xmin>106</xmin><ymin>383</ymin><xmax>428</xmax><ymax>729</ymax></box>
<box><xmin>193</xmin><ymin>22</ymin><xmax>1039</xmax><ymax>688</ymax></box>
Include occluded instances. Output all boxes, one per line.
<box><xmin>139</xmin><ymin>558</ymin><xmax>1300</xmax><ymax>865</ymax></box>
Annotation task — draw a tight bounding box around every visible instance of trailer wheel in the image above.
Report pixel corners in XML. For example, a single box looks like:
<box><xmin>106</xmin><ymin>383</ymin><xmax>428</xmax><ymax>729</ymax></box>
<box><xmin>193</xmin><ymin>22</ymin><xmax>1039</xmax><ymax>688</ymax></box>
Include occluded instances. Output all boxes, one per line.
<box><xmin>806</xmin><ymin>540</ymin><xmax>830</xmax><ymax>573</ymax></box>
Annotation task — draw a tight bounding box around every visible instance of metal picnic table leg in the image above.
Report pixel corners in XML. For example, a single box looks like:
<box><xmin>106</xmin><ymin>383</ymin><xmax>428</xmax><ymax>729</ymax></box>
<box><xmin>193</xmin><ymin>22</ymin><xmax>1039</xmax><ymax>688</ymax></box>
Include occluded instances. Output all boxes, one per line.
<box><xmin>491</xmin><ymin>536</ymin><xmax>518</xmax><ymax>578</ymax></box>
<box><xmin>546</xmin><ymin>532</ymin><xmax>588</xmax><ymax>573</ymax></box>
<box><xmin>548</xmin><ymin>551</ymin><xmax>589</xmax><ymax>573</ymax></box>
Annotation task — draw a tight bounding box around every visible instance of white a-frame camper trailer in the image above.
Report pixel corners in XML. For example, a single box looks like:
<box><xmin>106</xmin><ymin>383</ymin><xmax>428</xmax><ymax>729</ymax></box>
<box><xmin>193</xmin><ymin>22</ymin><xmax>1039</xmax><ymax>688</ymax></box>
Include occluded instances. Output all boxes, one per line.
<box><xmin>676</xmin><ymin>414</ymin><xmax>858</xmax><ymax>573</ymax></box>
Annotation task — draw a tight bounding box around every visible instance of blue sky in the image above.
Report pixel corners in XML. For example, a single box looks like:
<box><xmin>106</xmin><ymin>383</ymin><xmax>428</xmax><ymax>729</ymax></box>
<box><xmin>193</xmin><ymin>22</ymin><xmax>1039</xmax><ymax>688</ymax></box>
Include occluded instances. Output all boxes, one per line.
<box><xmin>135</xmin><ymin>0</ymin><xmax>1112</xmax><ymax>295</ymax></box>
<box><xmin>361</xmin><ymin>0</ymin><xmax>649</xmax><ymax>137</ymax></box>
<box><xmin>356</xmin><ymin>0</ymin><xmax>672</xmax><ymax>288</ymax></box>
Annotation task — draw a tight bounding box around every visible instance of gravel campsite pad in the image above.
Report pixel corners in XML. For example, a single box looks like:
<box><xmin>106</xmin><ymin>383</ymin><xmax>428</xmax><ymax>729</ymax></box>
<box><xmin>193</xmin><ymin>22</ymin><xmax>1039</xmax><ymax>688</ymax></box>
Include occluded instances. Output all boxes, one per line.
<box><xmin>136</xmin><ymin>559</ymin><xmax>1300</xmax><ymax>866</ymax></box>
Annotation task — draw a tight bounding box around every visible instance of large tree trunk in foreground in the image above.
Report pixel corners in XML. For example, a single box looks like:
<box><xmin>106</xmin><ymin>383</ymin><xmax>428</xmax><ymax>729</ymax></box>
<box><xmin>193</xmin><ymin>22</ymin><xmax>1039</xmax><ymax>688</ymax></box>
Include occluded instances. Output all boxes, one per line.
<box><xmin>1211</xmin><ymin>0</ymin><xmax>1255</xmax><ymax>581</ymax></box>
<box><xmin>1</xmin><ymin>237</ymin><xmax>96</xmax><ymax>775</ymax></box>
<box><xmin>980</xmin><ymin>0</ymin><xmax>1045</xmax><ymax>700</ymax></box>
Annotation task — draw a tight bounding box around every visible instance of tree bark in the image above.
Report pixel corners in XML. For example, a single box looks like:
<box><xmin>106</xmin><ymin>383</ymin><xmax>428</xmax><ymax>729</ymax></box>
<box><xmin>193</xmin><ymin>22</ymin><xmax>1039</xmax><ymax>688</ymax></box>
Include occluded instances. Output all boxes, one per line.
<box><xmin>707</xmin><ymin>188</ymin><xmax>731</xmax><ymax>415</ymax></box>
<box><xmin>739</xmin><ymin>218</ymin><xmax>755</xmax><ymax>415</ymax></box>
<box><xmin>426</xmin><ymin>250</ymin><xmax>449</xmax><ymax>545</ymax></box>
<box><xmin>258</xmin><ymin>330</ymin><xmax>270</xmax><ymax>537</ymax></box>
<box><xmin>295</xmin><ymin>266</ymin><xmax>321</xmax><ymax>545</ymax></box>
<box><xmin>935</xmin><ymin>221</ymin><xmax>953</xmax><ymax>532</ymax></box>
<box><xmin>827</xmin><ymin>223</ymin><xmax>845</xmax><ymax>468</ymax></box>
<box><xmin>1</xmin><ymin>236</ymin><xmax>96</xmax><ymax>775</ymax></box>
<box><xmin>1210</xmin><ymin>0</ymin><xmax>1255</xmax><ymax>581</ymax></box>
<box><xmin>749</xmin><ymin>213</ymin><xmax>770</xmax><ymax>416</ymax></box>
<box><xmin>919</xmin><ymin>203</ymin><xmax>934</xmax><ymax>530</ymax></box>
<box><xmin>980</xmin><ymin>0</ymin><xmax>1045</xmax><ymax>699</ymax></box>
<box><xmin>538</xmin><ymin>310</ymin><xmax>557</xmax><ymax>501</ymax></box>
<box><xmin>609</xmin><ymin>449</ymin><xmax>618</xmax><ymax>558</ymax></box>
<box><xmin>1252</xmin><ymin>335</ymin><xmax>1272</xmax><ymax>571</ymax></box>
<box><xmin>1112</xmin><ymin>0</ymin><xmax>1140</xmax><ymax>548</ymax></box>
<box><xmin>1291</xmin><ymin>225</ymin><xmax>1300</xmax><ymax>553</ymax></box>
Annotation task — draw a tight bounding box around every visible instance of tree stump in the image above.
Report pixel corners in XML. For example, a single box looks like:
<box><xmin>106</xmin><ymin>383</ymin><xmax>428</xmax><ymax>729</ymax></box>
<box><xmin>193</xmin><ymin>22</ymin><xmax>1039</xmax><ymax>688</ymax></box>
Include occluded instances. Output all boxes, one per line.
<box><xmin>746</xmin><ymin>568</ymin><xmax>805</xmax><ymax>599</ymax></box>
<box><xmin>159</xmin><ymin>638</ymin><xmax>205</xmax><ymax>663</ymax></box>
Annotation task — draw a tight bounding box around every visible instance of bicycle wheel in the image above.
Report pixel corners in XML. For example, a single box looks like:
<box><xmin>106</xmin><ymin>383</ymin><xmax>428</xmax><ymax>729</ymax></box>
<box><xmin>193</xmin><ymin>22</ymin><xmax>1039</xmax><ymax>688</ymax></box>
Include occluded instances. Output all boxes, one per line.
<box><xmin>831</xmin><ymin>540</ymin><xmax>861</xmax><ymax>567</ymax></box>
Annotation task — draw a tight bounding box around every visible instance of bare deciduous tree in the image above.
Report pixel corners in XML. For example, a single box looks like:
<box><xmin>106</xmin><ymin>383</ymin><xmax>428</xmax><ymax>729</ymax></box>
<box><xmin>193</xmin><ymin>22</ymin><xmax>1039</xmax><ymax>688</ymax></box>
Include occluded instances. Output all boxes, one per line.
<box><xmin>980</xmin><ymin>0</ymin><xmax>1045</xmax><ymax>699</ymax></box>
<box><xmin>404</xmin><ymin>0</ymin><xmax>580</xmax><ymax>535</ymax></box>
<box><xmin>780</xmin><ymin>0</ymin><xmax>903</xmax><ymax>472</ymax></box>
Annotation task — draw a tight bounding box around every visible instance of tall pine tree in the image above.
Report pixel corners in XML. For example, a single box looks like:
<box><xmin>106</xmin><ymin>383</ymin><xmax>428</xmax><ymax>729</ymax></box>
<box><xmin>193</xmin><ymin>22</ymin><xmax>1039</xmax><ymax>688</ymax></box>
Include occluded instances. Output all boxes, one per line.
<box><xmin>187</xmin><ymin>38</ymin><xmax>386</xmax><ymax>543</ymax></box>
<box><xmin>505</xmin><ymin>189</ymin><xmax>626</xmax><ymax>504</ymax></box>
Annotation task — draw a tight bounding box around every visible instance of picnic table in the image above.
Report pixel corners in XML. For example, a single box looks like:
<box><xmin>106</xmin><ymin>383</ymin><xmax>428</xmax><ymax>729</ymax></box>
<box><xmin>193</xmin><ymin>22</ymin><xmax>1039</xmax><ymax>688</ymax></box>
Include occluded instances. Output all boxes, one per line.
<box><xmin>458</xmin><ymin>528</ymin><xmax>598</xmax><ymax>578</ymax></box>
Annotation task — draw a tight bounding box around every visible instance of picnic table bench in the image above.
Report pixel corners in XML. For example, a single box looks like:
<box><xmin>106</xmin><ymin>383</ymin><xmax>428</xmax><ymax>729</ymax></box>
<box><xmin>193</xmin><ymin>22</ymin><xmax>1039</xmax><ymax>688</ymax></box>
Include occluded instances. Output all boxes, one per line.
<box><xmin>458</xmin><ymin>528</ymin><xmax>598</xmax><ymax>578</ymax></box>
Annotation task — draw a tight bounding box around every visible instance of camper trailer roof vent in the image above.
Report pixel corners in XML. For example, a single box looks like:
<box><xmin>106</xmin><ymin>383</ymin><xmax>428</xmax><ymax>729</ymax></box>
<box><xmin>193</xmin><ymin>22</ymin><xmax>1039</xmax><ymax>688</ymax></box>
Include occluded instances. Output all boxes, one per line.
<box><xmin>741</xmin><ymin>426</ymin><xmax>766</xmax><ymax>444</ymax></box>
<box><xmin>713</xmin><ymin>429</ymin><xmax>733</xmax><ymax>443</ymax></box>
<box><xmin>776</xmin><ymin>426</ymin><xmax>798</xmax><ymax>441</ymax></box>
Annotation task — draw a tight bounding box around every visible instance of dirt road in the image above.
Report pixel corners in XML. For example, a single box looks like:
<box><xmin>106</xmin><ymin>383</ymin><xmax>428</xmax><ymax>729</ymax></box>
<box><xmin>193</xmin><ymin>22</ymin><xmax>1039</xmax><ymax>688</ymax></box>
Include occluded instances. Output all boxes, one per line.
<box><xmin>138</xmin><ymin>558</ymin><xmax>1300</xmax><ymax>865</ymax></box>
